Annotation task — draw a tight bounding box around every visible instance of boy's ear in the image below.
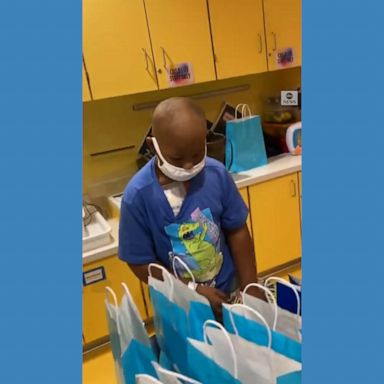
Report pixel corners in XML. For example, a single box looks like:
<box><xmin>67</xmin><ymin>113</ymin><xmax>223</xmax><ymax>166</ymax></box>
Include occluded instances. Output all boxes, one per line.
<box><xmin>146</xmin><ymin>136</ymin><xmax>155</xmax><ymax>154</ymax></box>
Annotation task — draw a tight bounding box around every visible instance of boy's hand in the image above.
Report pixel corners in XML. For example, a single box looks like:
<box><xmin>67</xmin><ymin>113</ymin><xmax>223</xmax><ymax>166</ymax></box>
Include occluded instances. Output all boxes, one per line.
<box><xmin>196</xmin><ymin>285</ymin><xmax>229</xmax><ymax>320</ymax></box>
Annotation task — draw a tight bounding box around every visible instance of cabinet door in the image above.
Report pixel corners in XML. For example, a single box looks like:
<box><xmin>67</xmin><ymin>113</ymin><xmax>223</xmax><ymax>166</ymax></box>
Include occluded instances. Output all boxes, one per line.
<box><xmin>208</xmin><ymin>0</ymin><xmax>267</xmax><ymax>79</ymax></box>
<box><xmin>83</xmin><ymin>255</ymin><xmax>147</xmax><ymax>344</ymax></box>
<box><xmin>263</xmin><ymin>0</ymin><xmax>301</xmax><ymax>71</ymax></box>
<box><xmin>249</xmin><ymin>174</ymin><xmax>301</xmax><ymax>273</ymax></box>
<box><xmin>145</xmin><ymin>0</ymin><xmax>216</xmax><ymax>89</ymax></box>
<box><xmin>82</xmin><ymin>61</ymin><xmax>91</xmax><ymax>102</ymax></box>
<box><xmin>238</xmin><ymin>187</ymin><xmax>252</xmax><ymax>234</ymax></box>
<box><xmin>298</xmin><ymin>171</ymin><xmax>302</xmax><ymax>220</ymax></box>
<box><xmin>83</xmin><ymin>0</ymin><xmax>158</xmax><ymax>100</ymax></box>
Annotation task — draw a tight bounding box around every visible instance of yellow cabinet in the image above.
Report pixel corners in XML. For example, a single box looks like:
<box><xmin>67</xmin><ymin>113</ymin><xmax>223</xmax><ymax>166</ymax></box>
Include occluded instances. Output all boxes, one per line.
<box><xmin>83</xmin><ymin>255</ymin><xmax>146</xmax><ymax>344</ymax></box>
<box><xmin>249</xmin><ymin>173</ymin><xmax>301</xmax><ymax>273</ymax></box>
<box><xmin>144</xmin><ymin>0</ymin><xmax>216</xmax><ymax>89</ymax></box>
<box><xmin>263</xmin><ymin>0</ymin><xmax>301</xmax><ymax>71</ymax></box>
<box><xmin>208</xmin><ymin>0</ymin><xmax>268</xmax><ymax>79</ymax></box>
<box><xmin>238</xmin><ymin>187</ymin><xmax>252</xmax><ymax>234</ymax></box>
<box><xmin>83</xmin><ymin>0</ymin><xmax>158</xmax><ymax>100</ymax></box>
<box><xmin>82</xmin><ymin>61</ymin><xmax>91</xmax><ymax>102</ymax></box>
<box><xmin>142</xmin><ymin>283</ymin><xmax>154</xmax><ymax>319</ymax></box>
<box><xmin>298</xmin><ymin>171</ymin><xmax>302</xmax><ymax>219</ymax></box>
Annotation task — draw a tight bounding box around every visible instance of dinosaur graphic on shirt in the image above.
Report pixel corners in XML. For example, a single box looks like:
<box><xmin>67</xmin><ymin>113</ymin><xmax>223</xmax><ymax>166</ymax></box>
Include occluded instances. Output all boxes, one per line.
<box><xmin>164</xmin><ymin>208</ymin><xmax>223</xmax><ymax>283</ymax></box>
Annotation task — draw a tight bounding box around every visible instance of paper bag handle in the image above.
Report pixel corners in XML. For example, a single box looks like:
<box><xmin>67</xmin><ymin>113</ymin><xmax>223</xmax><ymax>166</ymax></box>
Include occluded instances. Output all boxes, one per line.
<box><xmin>203</xmin><ymin>320</ymin><xmax>238</xmax><ymax>379</ymax></box>
<box><xmin>264</xmin><ymin>277</ymin><xmax>301</xmax><ymax>317</ymax></box>
<box><xmin>171</xmin><ymin>255</ymin><xmax>196</xmax><ymax>286</ymax></box>
<box><xmin>105</xmin><ymin>286</ymin><xmax>122</xmax><ymax>334</ymax></box>
<box><xmin>234</xmin><ymin>103</ymin><xmax>252</xmax><ymax>119</ymax></box>
<box><xmin>148</xmin><ymin>263</ymin><xmax>175</xmax><ymax>299</ymax></box>
<box><xmin>242</xmin><ymin>283</ymin><xmax>278</xmax><ymax>331</ymax></box>
<box><xmin>227</xmin><ymin>303</ymin><xmax>272</xmax><ymax>349</ymax></box>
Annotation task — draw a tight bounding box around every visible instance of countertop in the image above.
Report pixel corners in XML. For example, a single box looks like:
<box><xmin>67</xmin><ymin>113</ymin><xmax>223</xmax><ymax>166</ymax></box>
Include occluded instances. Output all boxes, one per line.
<box><xmin>83</xmin><ymin>154</ymin><xmax>301</xmax><ymax>265</ymax></box>
<box><xmin>233</xmin><ymin>154</ymin><xmax>301</xmax><ymax>189</ymax></box>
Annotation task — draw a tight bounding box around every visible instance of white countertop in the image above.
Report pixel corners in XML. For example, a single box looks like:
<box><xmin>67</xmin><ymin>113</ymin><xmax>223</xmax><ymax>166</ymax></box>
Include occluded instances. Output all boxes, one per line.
<box><xmin>233</xmin><ymin>154</ymin><xmax>301</xmax><ymax>189</ymax></box>
<box><xmin>83</xmin><ymin>154</ymin><xmax>301</xmax><ymax>265</ymax></box>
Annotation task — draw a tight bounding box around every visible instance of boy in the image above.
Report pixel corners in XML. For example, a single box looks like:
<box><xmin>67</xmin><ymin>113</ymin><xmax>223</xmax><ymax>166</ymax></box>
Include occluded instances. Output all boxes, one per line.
<box><xmin>118</xmin><ymin>97</ymin><xmax>263</xmax><ymax>318</ymax></box>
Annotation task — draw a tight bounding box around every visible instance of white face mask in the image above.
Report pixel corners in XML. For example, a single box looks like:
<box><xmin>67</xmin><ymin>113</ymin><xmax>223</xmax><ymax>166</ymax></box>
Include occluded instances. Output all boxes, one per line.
<box><xmin>152</xmin><ymin>137</ymin><xmax>206</xmax><ymax>182</ymax></box>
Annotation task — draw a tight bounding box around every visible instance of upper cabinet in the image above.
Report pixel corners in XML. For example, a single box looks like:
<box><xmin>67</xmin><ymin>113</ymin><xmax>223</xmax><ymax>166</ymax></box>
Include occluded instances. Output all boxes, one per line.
<box><xmin>208</xmin><ymin>0</ymin><xmax>268</xmax><ymax>79</ymax></box>
<box><xmin>263</xmin><ymin>0</ymin><xmax>302</xmax><ymax>71</ymax></box>
<box><xmin>83</xmin><ymin>0</ymin><xmax>158</xmax><ymax>100</ymax></box>
<box><xmin>82</xmin><ymin>0</ymin><xmax>301</xmax><ymax>100</ymax></box>
<box><xmin>144</xmin><ymin>0</ymin><xmax>216</xmax><ymax>89</ymax></box>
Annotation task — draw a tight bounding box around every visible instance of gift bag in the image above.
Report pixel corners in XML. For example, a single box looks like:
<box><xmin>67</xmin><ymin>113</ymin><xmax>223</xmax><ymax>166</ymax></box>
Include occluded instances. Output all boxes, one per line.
<box><xmin>225</xmin><ymin>104</ymin><xmax>267</xmax><ymax>173</ymax></box>
<box><xmin>241</xmin><ymin>281</ymin><xmax>302</xmax><ymax>344</ymax></box>
<box><xmin>187</xmin><ymin>319</ymin><xmax>301</xmax><ymax>384</ymax></box>
<box><xmin>272</xmin><ymin>276</ymin><xmax>302</xmax><ymax>316</ymax></box>
<box><xmin>135</xmin><ymin>374</ymin><xmax>162</xmax><ymax>384</ymax></box>
<box><xmin>223</xmin><ymin>286</ymin><xmax>301</xmax><ymax>362</ymax></box>
<box><xmin>105</xmin><ymin>284</ymin><xmax>157</xmax><ymax>384</ymax></box>
<box><xmin>152</xmin><ymin>362</ymin><xmax>201</xmax><ymax>384</ymax></box>
<box><xmin>148</xmin><ymin>262</ymin><xmax>215</xmax><ymax>374</ymax></box>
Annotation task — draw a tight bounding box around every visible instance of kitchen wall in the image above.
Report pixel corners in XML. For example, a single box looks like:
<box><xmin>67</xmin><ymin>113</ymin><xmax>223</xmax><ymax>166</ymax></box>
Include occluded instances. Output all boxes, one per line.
<box><xmin>83</xmin><ymin>67</ymin><xmax>301</xmax><ymax>198</ymax></box>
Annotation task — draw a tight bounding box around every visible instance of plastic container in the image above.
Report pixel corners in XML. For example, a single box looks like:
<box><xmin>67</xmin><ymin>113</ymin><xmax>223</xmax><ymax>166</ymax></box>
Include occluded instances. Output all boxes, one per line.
<box><xmin>286</xmin><ymin>121</ymin><xmax>302</xmax><ymax>155</ymax></box>
<box><xmin>82</xmin><ymin>211</ymin><xmax>112</xmax><ymax>252</ymax></box>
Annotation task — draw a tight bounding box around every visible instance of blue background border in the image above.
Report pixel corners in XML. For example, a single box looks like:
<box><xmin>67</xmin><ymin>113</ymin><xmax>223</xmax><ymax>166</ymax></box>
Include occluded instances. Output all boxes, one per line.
<box><xmin>1</xmin><ymin>0</ymin><xmax>384</xmax><ymax>382</ymax></box>
<box><xmin>0</xmin><ymin>1</ymin><xmax>82</xmax><ymax>382</ymax></box>
<box><xmin>303</xmin><ymin>0</ymin><xmax>384</xmax><ymax>382</ymax></box>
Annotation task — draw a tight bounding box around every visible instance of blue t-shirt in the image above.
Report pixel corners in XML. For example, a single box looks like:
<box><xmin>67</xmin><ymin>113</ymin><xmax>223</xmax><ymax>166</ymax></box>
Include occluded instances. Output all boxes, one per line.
<box><xmin>118</xmin><ymin>157</ymin><xmax>248</xmax><ymax>294</ymax></box>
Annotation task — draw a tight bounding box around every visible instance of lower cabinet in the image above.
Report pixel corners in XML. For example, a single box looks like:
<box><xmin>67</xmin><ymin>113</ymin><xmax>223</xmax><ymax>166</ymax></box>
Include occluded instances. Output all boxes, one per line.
<box><xmin>239</xmin><ymin>187</ymin><xmax>252</xmax><ymax>234</ymax></box>
<box><xmin>83</xmin><ymin>255</ymin><xmax>147</xmax><ymax>345</ymax></box>
<box><xmin>248</xmin><ymin>173</ymin><xmax>302</xmax><ymax>274</ymax></box>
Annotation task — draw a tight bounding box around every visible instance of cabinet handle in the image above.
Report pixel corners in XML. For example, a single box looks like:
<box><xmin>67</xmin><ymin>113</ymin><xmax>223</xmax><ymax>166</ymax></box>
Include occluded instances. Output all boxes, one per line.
<box><xmin>271</xmin><ymin>32</ymin><xmax>277</xmax><ymax>51</ymax></box>
<box><xmin>161</xmin><ymin>46</ymin><xmax>169</xmax><ymax>72</ymax></box>
<box><xmin>258</xmin><ymin>33</ymin><xmax>263</xmax><ymax>53</ymax></box>
<box><xmin>142</xmin><ymin>48</ymin><xmax>157</xmax><ymax>84</ymax></box>
<box><xmin>290</xmin><ymin>180</ymin><xmax>297</xmax><ymax>197</ymax></box>
<box><xmin>142</xmin><ymin>48</ymin><xmax>150</xmax><ymax>71</ymax></box>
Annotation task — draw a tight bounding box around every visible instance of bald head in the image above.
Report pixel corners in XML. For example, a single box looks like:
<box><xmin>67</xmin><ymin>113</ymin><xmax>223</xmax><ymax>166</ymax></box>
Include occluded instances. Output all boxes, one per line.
<box><xmin>148</xmin><ymin>97</ymin><xmax>207</xmax><ymax>172</ymax></box>
<box><xmin>152</xmin><ymin>97</ymin><xmax>206</xmax><ymax>141</ymax></box>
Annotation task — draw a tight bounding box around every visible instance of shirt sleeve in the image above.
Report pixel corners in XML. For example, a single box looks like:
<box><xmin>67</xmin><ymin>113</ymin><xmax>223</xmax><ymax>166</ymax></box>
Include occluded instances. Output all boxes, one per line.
<box><xmin>118</xmin><ymin>196</ymin><xmax>157</xmax><ymax>265</ymax></box>
<box><xmin>220</xmin><ymin>171</ymin><xmax>249</xmax><ymax>230</ymax></box>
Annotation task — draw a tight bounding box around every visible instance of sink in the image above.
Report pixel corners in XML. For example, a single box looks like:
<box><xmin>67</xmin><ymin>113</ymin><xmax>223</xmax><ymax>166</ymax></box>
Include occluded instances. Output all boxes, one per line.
<box><xmin>231</xmin><ymin>173</ymin><xmax>251</xmax><ymax>182</ymax></box>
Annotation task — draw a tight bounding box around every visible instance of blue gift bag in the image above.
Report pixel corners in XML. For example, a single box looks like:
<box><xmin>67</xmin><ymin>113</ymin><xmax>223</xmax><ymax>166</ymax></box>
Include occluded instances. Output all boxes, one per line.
<box><xmin>188</xmin><ymin>319</ymin><xmax>301</xmax><ymax>384</ymax></box>
<box><xmin>105</xmin><ymin>285</ymin><xmax>157</xmax><ymax>384</ymax></box>
<box><xmin>223</xmin><ymin>305</ymin><xmax>301</xmax><ymax>362</ymax></box>
<box><xmin>225</xmin><ymin>104</ymin><xmax>267</xmax><ymax>173</ymax></box>
<box><xmin>148</xmin><ymin>264</ymin><xmax>215</xmax><ymax>375</ymax></box>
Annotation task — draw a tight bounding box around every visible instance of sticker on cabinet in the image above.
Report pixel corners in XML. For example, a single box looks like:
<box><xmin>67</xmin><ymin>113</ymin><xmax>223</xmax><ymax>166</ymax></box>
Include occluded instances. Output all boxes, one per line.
<box><xmin>277</xmin><ymin>47</ymin><xmax>295</xmax><ymax>68</ymax></box>
<box><xmin>167</xmin><ymin>62</ymin><xmax>194</xmax><ymax>87</ymax></box>
<box><xmin>83</xmin><ymin>266</ymin><xmax>106</xmax><ymax>286</ymax></box>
